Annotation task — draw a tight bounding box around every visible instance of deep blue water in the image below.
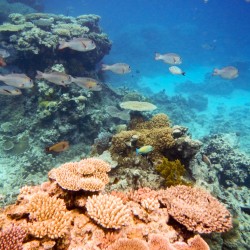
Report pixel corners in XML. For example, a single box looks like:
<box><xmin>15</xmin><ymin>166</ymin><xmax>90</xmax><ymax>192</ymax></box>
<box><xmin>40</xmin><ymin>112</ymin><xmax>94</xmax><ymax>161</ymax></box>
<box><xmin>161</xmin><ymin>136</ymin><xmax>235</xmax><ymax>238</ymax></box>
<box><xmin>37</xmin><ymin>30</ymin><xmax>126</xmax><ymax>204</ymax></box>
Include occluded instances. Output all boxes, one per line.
<box><xmin>43</xmin><ymin>0</ymin><xmax>250</xmax><ymax>94</ymax></box>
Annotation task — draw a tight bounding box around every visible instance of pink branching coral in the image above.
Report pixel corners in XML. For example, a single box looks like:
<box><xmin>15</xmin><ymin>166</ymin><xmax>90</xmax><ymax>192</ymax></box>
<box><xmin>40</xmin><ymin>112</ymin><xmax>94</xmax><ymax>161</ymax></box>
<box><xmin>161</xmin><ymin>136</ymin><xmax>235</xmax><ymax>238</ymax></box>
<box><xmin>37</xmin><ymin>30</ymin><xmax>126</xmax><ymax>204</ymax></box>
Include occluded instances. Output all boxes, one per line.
<box><xmin>0</xmin><ymin>224</ymin><xmax>26</xmax><ymax>250</ymax></box>
<box><xmin>48</xmin><ymin>158</ymin><xmax>111</xmax><ymax>192</ymax></box>
<box><xmin>159</xmin><ymin>185</ymin><xmax>232</xmax><ymax>233</ymax></box>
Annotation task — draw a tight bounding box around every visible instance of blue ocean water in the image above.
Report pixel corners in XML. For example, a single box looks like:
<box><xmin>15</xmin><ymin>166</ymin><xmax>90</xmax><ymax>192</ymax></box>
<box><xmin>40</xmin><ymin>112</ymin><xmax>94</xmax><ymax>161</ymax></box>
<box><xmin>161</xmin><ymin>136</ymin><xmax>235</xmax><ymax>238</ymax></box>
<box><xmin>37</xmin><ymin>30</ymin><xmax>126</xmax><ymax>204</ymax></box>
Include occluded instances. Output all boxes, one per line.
<box><xmin>43</xmin><ymin>0</ymin><xmax>250</xmax><ymax>143</ymax></box>
<box><xmin>0</xmin><ymin>1</ymin><xmax>250</xmax><ymax>248</ymax></box>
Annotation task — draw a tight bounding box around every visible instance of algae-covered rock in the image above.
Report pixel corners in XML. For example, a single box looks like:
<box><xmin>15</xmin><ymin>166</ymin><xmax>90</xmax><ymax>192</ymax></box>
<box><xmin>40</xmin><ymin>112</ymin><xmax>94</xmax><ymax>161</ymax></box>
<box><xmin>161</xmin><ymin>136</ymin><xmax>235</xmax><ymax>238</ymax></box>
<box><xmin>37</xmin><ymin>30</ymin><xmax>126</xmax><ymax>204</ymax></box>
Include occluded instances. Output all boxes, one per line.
<box><xmin>0</xmin><ymin>23</ymin><xmax>26</xmax><ymax>32</ymax></box>
<box><xmin>0</xmin><ymin>12</ymin><xmax>112</xmax><ymax>73</ymax></box>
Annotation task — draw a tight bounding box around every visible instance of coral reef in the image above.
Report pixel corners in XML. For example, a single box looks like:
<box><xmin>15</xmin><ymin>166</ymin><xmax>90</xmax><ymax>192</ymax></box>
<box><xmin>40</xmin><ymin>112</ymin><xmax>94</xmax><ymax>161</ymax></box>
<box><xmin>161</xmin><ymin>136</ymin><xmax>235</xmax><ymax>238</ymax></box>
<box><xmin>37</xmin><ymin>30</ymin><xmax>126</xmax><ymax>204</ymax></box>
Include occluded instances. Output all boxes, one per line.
<box><xmin>0</xmin><ymin>12</ymin><xmax>111</xmax><ymax>74</ymax></box>
<box><xmin>48</xmin><ymin>158</ymin><xmax>111</xmax><ymax>192</ymax></box>
<box><xmin>0</xmin><ymin>158</ymin><xmax>233</xmax><ymax>249</ymax></box>
<box><xmin>155</xmin><ymin>157</ymin><xmax>189</xmax><ymax>187</ymax></box>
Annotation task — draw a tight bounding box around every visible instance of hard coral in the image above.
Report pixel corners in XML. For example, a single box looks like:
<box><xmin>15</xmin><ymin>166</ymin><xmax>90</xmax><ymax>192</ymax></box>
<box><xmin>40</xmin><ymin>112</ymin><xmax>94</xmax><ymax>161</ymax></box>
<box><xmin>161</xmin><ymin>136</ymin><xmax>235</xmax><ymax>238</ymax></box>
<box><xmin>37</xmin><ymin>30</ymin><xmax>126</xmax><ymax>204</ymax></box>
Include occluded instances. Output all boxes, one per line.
<box><xmin>155</xmin><ymin>157</ymin><xmax>189</xmax><ymax>187</ymax></box>
<box><xmin>27</xmin><ymin>193</ymin><xmax>72</xmax><ymax>239</ymax></box>
<box><xmin>110</xmin><ymin>113</ymin><xmax>175</xmax><ymax>162</ymax></box>
<box><xmin>86</xmin><ymin>194</ymin><xmax>131</xmax><ymax>229</ymax></box>
<box><xmin>107</xmin><ymin>238</ymin><xmax>149</xmax><ymax>250</ymax></box>
<box><xmin>0</xmin><ymin>224</ymin><xmax>26</xmax><ymax>250</ymax></box>
<box><xmin>48</xmin><ymin>158</ymin><xmax>111</xmax><ymax>192</ymax></box>
<box><xmin>159</xmin><ymin>185</ymin><xmax>232</xmax><ymax>233</ymax></box>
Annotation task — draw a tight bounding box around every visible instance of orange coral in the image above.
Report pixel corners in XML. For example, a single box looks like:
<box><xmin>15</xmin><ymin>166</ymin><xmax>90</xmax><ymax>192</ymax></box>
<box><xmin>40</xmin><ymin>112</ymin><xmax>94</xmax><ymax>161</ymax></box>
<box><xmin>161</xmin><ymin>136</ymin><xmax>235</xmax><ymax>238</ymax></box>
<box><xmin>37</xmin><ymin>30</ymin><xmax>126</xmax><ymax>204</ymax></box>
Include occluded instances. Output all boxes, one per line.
<box><xmin>159</xmin><ymin>185</ymin><xmax>232</xmax><ymax>233</ymax></box>
<box><xmin>48</xmin><ymin>158</ymin><xmax>111</xmax><ymax>192</ymax></box>
<box><xmin>86</xmin><ymin>194</ymin><xmax>131</xmax><ymax>229</ymax></box>
<box><xmin>27</xmin><ymin>193</ymin><xmax>72</xmax><ymax>239</ymax></box>
<box><xmin>0</xmin><ymin>225</ymin><xmax>26</xmax><ymax>250</ymax></box>
<box><xmin>107</xmin><ymin>238</ymin><xmax>149</xmax><ymax>250</ymax></box>
<box><xmin>172</xmin><ymin>235</ymin><xmax>210</xmax><ymax>250</ymax></box>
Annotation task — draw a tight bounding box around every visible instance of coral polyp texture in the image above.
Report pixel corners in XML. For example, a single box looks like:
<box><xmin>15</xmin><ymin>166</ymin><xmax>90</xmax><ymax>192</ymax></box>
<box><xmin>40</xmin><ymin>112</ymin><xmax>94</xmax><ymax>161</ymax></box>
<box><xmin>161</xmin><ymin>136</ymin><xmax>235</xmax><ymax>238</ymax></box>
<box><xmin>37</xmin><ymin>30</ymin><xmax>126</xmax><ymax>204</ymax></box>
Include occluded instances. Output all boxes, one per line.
<box><xmin>48</xmin><ymin>158</ymin><xmax>111</xmax><ymax>191</ymax></box>
<box><xmin>0</xmin><ymin>225</ymin><xmax>26</xmax><ymax>250</ymax></box>
<box><xmin>159</xmin><ymin>185</ymin><xmax>233</xmax><ymax>233</ymax></box>
<box><xmin>86</xmin><ymin>194</ymin><xmax>131</xmax><ymax>229</ymax></box>
<box><xmin>0</xmin><ymin>158</ymin><xmax>233</xmax><ymax>249</ymax></box>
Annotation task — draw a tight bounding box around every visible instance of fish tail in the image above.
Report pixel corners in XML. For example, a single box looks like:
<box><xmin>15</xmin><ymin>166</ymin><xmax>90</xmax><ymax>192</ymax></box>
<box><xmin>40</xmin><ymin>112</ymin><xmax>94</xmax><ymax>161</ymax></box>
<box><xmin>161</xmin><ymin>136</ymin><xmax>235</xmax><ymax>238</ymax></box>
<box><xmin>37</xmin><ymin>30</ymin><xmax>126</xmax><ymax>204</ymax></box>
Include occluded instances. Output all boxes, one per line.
<box><xmin>36</xmin><ymin>70</ymin><xmax>43</xmax><ymax>79</ymax></box>
<box><xmin>154</xmin><ymin>53</ymin><xmax>161</xmax><ymax>60</ymax></box>
<box><xmin>45</xmin><ymin>146</ymin><xmax>51</xmax><ymax>153</ymax></box>
<box><xmin>136</xmin><ymin>148</ymin><xmax>139</xmax><ymax>155</ymax></box>
<box><xmin>101</xmin><ymin>64</ymin><xmax>110</xmax><ymax>71</ymax></box>
<box><xmin>182</xmin><ymin>72</ymin><xmax>186</xmax><ymax>76</ymax></box>
<box><xmin>58</xmin><ymin>41</ymin><xmax>68</xmax><ymax>50</ymax></box>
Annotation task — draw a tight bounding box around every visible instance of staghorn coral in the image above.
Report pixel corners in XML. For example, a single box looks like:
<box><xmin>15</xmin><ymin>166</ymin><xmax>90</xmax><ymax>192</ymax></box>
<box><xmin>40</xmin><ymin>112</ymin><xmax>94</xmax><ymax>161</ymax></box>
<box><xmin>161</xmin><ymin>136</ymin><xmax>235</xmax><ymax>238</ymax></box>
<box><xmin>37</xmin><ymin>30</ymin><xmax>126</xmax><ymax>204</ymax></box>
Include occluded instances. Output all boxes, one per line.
<box><xmin>159</xmin><ymin>185</ymin><xmax>232</xmax><ymax>233</ymax></box>
<box><xmin>0</xmin><ymin>224</ymin><xmax>26</xmax><ymax>250</ymax></box>
<box><xmin>86</xmin><ymin>194</ymin><xmax>131</xmax><ymax>229</ymax></box>
<box><xmin>155</xmin><ymin>157</ymin><xmax>190</xmax><ymax>187</ymax></box>
<box><xmin>48</xmin><ymin>158</ymin><xmax>111</xmax><ymax>192</ymax></box>
<box><xmin>27</xmin><ymin>193</ymin><xmax>72</xmax><ymax>239</ymax></box>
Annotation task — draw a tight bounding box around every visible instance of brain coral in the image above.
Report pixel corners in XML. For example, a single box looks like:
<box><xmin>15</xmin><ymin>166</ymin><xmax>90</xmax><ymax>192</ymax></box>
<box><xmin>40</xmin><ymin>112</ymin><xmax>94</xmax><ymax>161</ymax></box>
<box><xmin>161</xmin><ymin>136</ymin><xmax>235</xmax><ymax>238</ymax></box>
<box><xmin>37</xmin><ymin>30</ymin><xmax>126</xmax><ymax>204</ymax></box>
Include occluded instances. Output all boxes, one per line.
<box><xmin>86</xmin><ymin>194</ymin><xmax>131</xmax><ymax>229</ymax></box>
<box><xmin>48</xmin><ymin>158</ymin><xmax>111</xmax><ymax>192</ymax></box>
<box><xmin>159</xmin><ymin>185</ymin><xmax>232</xmax><ymax>233</ymax></box>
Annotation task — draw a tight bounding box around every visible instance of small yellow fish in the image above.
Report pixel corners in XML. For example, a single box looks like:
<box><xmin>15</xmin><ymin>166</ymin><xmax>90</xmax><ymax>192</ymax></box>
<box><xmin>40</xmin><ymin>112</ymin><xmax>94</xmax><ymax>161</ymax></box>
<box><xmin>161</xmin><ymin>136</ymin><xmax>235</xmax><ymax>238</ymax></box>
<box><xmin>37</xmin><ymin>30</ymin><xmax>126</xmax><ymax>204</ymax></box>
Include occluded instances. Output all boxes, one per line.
<box><xmin>169</xmin><ymin>66</ymin><xmax>185</xmax><ymax>76</ymax></box>
<box><xmin>212</xmin><ymin>66</ymin><xmax>239</xmax><ymax>80</ymax></box>
<box><xmin>101</xmin><ymin>63</ymin><xmax>131</xmax><ymax>74</ymax></box>
<box><xmin>136</xmin><ymin>145</ymin><xmax>154</xmax><ymax>155</ymax></box>
<box><xmin>45</xmin><ymin>141</ymin><xmax>69</xmax><ymax>153</ymax></box>
<box><xmin>73</xmin><ymin>77</ymin><xmax>102</xmax><ymax>91</ymax></box>
<box><xmin>0</xmin><ymin>73</ymin><xmax>33</xmax><ymax>89</ymax></box>
<box><xmin>155</xmin><ymin>52</ymin><xmax>182</xmax><ymax>65</ymax></box>
<box><xmin>58</xmin><ymin>38</ymin><xmax>96</xmax><ymax>52</ymax></box>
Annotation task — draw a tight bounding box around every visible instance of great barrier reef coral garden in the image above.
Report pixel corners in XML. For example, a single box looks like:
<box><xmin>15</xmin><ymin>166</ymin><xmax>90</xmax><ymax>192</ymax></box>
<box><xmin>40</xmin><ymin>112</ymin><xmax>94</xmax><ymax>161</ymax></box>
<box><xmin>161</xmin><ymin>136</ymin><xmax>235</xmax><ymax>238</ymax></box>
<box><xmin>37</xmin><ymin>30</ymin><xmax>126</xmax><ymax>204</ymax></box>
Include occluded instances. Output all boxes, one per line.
<box><xmin>0</xmin><ymin>1</ymin><xmax>250</xmax><ymax>249</ymax></box>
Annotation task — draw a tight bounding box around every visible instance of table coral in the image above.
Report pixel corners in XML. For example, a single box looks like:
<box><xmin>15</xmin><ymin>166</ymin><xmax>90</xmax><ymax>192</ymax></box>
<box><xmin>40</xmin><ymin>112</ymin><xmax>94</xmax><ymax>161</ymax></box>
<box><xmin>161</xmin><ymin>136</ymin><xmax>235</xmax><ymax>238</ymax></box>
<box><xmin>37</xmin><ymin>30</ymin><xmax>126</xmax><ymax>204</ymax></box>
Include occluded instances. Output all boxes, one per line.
<box><xmin>159</xmin><ymin>185</ymin><xmax>232</xmax><ymax>233</ymax></box>
<box><xmin>48</xmin><ymin>158</ymin><xmax>111</xmax><ymax>192</ymax></box>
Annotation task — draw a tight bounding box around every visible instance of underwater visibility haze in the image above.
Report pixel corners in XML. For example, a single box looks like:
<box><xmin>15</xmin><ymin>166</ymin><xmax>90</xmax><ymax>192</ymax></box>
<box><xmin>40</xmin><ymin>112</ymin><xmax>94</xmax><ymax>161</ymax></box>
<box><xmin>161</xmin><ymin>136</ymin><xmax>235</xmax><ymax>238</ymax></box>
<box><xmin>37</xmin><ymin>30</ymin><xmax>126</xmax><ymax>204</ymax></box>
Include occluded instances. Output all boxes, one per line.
<box><xmin>0</xmin><ymin>0</ymin><xmax>249</xmax><ymax>249</ymax></box>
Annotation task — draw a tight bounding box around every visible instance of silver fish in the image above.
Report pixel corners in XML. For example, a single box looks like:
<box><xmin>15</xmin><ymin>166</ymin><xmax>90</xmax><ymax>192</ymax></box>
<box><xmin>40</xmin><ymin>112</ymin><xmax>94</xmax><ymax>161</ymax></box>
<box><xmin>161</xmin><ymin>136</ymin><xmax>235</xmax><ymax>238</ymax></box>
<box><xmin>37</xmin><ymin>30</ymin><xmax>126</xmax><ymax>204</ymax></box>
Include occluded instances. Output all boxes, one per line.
<box><xmin>0</xmin><ymin>73</ymin><xmax>33</xmax><ymax>89</ymax></box>
<box><xmin>58</xmin><ymin>38</ymin><xmax>96</xmax><ymax>52</ymax></box>
<box><xmin>101</xmin><ymin>63</ymin><xmax>131</xmax><ymax>74</ymax></box>
<box><xmin>155</xmin><ymin>52</ymin><xmax>182</xmax><ymax>65</ymax></box>
<box><xmin>72</xmin><ymin>77</ymin><xmax>102</xmax><ymax>91</ymax></box>
<box><xmin>0</xmin><ymin>85</ymin><xmax>22</xmax><ymax>95</ymax></box>
<box><xmin>36</xmin><ymin>71</ymin><xmax>73</xmax><ymax>86</ymax></box>
<box><xmin>212</xmin><ymin>66</ymin><xmax>239</xmax><ymax>80</ymax></box>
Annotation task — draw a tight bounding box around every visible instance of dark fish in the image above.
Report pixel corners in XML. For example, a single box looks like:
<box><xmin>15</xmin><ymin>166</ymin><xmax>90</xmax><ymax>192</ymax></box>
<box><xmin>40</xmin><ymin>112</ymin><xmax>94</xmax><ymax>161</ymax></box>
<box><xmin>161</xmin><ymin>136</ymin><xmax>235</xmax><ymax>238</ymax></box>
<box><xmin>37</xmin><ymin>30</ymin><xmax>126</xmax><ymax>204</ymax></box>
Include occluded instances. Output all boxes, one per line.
<box><xmin>241</xmin><ymin>206</ymin><xmax>250</xmax><ymax>215</ymax></box>
<box><xmin>45</xmin><ymin>141</ymin><xmax>69</xmax><ymax>153</ymax></box>
<box><xmin>202</xmin><ymin>154</ymin><xmax>211</xmax><ymax>166</ymax></box>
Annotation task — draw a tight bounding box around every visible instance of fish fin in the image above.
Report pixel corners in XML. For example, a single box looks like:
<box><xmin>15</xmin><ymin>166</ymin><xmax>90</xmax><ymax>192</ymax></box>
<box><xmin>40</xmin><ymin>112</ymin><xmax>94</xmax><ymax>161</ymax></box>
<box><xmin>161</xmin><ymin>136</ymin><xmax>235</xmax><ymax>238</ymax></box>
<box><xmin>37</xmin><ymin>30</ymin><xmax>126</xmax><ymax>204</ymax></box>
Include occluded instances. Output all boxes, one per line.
<box><xmin>36</xmin><ymin>71</ymin><xmax>43</xmax><ymax>79</ymax></box>
<box><xmin>101</xmin><ymin>64</ymin><xmax>109</xmax><ymax>71</ymax></box>
<box><xmin>182</xmin><ymin>72</ymin><xmax>186</xmax><ymax>76</ymax></box>
<box><xmin>45</xmin><ymin>146</ymin><xmax>51</xmax><ymax>153</ymax></box>
<box><xmin>154</xmin><ymin>53</ymin><xmax>160</xmax><ymax>60</ymax></box>
<box><xmin>58</xmin><ymin>41</ymin><xmax>67</xmax><ymax>50</ymax></box>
